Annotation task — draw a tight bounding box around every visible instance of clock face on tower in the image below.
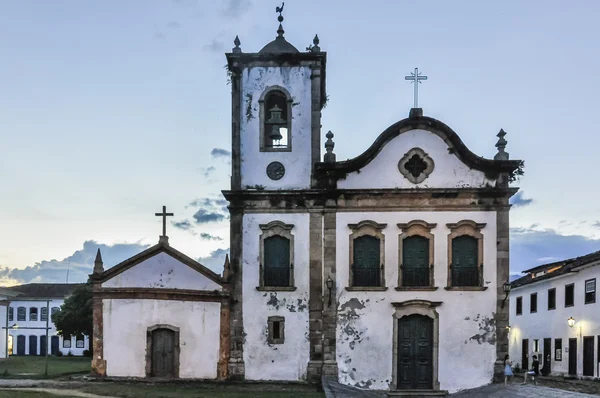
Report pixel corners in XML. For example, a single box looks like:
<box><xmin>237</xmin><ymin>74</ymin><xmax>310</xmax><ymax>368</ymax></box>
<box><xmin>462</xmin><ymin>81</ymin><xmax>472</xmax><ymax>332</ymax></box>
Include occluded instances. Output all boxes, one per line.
<box><xmin>266</xmin><ymin>161</ymin><xmax>285</xmax><ymax>180</ymax></box>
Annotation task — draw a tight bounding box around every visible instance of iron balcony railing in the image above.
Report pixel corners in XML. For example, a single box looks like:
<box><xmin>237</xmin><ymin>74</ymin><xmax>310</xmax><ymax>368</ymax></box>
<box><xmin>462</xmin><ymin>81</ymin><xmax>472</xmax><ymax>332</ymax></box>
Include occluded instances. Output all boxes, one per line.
<box><xmin>264</xmin><ymin>267</ymin><xmax>290</xmax><ymax>287</ymax></box>
<box><xmin>352</xmin><ymin>267</ymin><xmax>381</xmax><ymax>287</ymax></box>
<box><xmin>402</xmin><ymin>267</ymin><xmax>430</xmax><ymax>287</ymax></box>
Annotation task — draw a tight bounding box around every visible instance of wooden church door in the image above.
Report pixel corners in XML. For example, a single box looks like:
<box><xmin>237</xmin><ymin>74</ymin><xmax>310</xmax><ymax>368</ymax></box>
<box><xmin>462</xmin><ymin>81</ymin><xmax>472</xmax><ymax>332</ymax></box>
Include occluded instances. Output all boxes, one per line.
<box><xmin>397</xmin><ymin>315</ymin><xmax>433</xmax><ymax>390</ymax></box>
<box><xmin>151</xmin><ymin>328</ymin><xmax>176</xmax><ymax>377</ymax></box>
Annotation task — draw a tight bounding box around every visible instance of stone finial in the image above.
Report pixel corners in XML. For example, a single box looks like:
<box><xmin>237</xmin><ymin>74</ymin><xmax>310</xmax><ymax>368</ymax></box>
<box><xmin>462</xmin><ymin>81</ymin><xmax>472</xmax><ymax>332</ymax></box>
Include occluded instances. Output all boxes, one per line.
<box><xmin>311</xmin><ymin>34</ymin><xmax>321</xmax><ymax>53</ymax></box>
<box><xmin>93</xmin><ymin>248</ymin><xmax>104</xmax><ymax>274</ymax></box>
<box><xmin>159</xmin><ymin>235</ymin><xmax>170</xmax><ymax>245</ymax></box>
<box><xmin>494</xmin><ymin>129</ymin><xmax>509</xmax><ymax>160</ymax></box>
<box><xmin>324</xmin><ymin>130</ymin><xmax>336</xmax><ymax>163</ymax></box>
<box><xmin>232</xmin><ymin>35</ymin><xmax>242</xmax><ymax>54</ymax></box>
<box><xmin>409</xmin><ymin>108</ymin><xmax>423</xmax><ymax>118</ymax></box>
<box><xmin>223</xmin><ymin>254</ymin><xmax>232</xmax><ymax>280</ymax></box>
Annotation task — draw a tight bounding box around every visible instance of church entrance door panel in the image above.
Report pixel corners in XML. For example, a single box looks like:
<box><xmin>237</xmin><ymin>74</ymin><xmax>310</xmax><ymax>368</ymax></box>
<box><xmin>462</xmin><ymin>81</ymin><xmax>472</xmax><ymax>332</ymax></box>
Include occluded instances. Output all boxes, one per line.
<box><xmin>29</xmin><ymin>336</ymin><xmax>38</xmax><ymax>356</ymax></box>
<box><xmin>40</xmin><ymin>336</ymin><xmax>47</xmax><ymax>356</ymax></box>
<box><xmin>16</xmin><ymin>335</ymin><xmax>26</xmax><ymax>356</ymax></box>
<box><xmin>568</xmin><ymin>338</ymin><xmax>577</xmax><ymax>375</ymax></box>
<box><xmin>151</xmin><ymin>328</ymin><xmax>176</xmax><ymax>378</ymax></box>
<box><xmin>51</xmin><ymin>336</ymin><xmax>59</xmax><ymax>355</ymax></box>
<box><xmin>583</xmin><ymin>336</ymin><xmax>594</xmax><ymax>376</ymax></box>
<box><xmin>397</xmin><ymin>314</ymin><xmax>433</xmax><ymax>390</ymax></box>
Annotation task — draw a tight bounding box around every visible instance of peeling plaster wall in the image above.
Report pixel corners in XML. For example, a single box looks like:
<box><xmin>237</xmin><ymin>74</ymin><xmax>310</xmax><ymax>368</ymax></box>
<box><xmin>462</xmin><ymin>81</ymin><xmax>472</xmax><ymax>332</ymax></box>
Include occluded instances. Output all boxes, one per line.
<box><xmin>240</xmin><ymin>66</ymin><xmax>312</xmax><ymax>190</ymax></box>
<box><xmin>509</xmin><ymin>265</ymin><xmax>600</xmax><ymax>377</ymax></box>
<box><xmin>338</xmin><ymin>130</ymin><xmax>496</xmax><ymax>189</ymax></box>
<box><xmin>103</xmin><ymin>299</ymin><xmax>220</xmax><ymax>379</ymax></box>
<box><xmin>336</xmin><ymin>211</ymin><xmax>498</xmax><ymax>393</ymax></box>
<box><xmin>242</xmin><ymin>213</ymin><xmax>310</xmax><ymax>380</ymax></box>
<box><xmin>102</xmin><ymin>252</ymin><xmax>221</xmax><ymax>291</ymax></box>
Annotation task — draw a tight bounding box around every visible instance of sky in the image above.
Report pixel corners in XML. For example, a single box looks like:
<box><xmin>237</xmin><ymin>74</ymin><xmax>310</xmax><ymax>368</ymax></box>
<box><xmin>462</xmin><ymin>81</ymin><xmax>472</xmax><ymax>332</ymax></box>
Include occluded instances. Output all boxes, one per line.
<box><xmin>2</xmin><ymin>0</ymin><xmax>600</xmax><ymax>286</ymax></box>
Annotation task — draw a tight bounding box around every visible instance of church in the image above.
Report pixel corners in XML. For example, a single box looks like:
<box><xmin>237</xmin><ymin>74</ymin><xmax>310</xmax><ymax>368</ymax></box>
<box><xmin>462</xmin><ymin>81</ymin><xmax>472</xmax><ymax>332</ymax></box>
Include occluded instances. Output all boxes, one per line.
<box><xmin>90</xmin><ymin>8</ymin><xmax>523</xmax><ymax>394</ymax></box>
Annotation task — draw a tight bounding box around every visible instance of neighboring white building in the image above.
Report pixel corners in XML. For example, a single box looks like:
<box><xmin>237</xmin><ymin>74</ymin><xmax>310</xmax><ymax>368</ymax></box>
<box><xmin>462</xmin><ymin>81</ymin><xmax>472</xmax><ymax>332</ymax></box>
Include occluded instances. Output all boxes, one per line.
<box><xmin>0</xmin><ymin>288</ymin><xmax>20</xmax><ymax>358</ymax></box>
<box><xmin>5</xmin><ymin>283</ymin><xmax>90</xmax><ymax>357</ymax></box>
<box><xmin>509</xmin><ymin>251</ymin><xmax>600</xmax><ymax>378</ymax></box>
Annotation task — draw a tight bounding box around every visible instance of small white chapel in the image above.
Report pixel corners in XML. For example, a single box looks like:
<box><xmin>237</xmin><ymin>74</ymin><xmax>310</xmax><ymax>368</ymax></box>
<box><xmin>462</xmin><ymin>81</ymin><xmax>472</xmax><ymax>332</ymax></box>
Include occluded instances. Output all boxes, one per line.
<box><xmin>91</xmin><ymin>6</ymin><xmax>523</xmax><ymax>394</ymax></box>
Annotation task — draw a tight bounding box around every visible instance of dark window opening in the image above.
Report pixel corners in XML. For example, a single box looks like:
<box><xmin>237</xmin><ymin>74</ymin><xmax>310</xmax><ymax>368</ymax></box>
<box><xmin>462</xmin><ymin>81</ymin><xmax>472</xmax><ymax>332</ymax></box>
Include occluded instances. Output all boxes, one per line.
<box><xmin>30</xmin><ymin>307</ymin><xmax>38</xmax><ymax>322</ymax></box>
<box><xmin>451</xmin><ymin>235</ymin><xmax>479</xmax><ymax>286</ymax></box>
<box><xmin>402</xmin><ymin>236</ymin><xmax>430</xmax><ymax>287</ymax></box>
<box><xmin>585</xmin><ymin>278</ymin><xmax>596</xmax><ymax>304</ymax></box>
<box><xmin>263</xmin><ymin>235</ymin><xmax>291</xmax><ymax>287</ymax></box>
<box><xmin>272</xmin><ymin>321</ymin><xmax>281</xmax><ymax>340</ymax></box>
<box><xmin>516</xmin><ymin>296</ymin><xmax>523</xmax><ymax>315</ymax></box>
<box><xmin>565</xmin><ymin>284</ymin><xmax>574</xmax><ymax>307</ymax></box>
<box><xmin>267</xmin><ymin>316</ymin><xmax>285</xmax><ymax>344</ymax></box>
<box><xmin>548</xmin><ymin>288</ymin><xmax>556</xmax><ymax>310</ymax></box>
<box><xmin>555</xmin><ymin>338</ymin><xmax>562</xmax><ymax>361</ymax></box>
<box><xmin>352</xmin><ymin>235</ymin><xmax>381</xmax><ymax>287</ymax></box>
<box><xmin>530</xmin><ymin>292</ymin><xmax>537</xmax><ymax>313</ymax></box>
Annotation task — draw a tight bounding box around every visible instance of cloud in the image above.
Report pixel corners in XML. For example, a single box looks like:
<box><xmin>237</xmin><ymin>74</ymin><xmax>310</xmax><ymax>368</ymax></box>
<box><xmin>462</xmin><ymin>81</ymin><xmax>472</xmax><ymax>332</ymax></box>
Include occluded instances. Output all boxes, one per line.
<box><xmin>203</xmin><ymin>39</ymin><xmax>226</xmax><ymax>53</ymax></box>
<box><xmin>171</xmin><ymin>219</ymin><xmax>194</xmax><ymax>231</ymax></box>
<box><xmin>510</xmin><ymin>191</ymin><xmax>534</xmax><ymax>208</ymax></box>
<box><xmin>203</xmin><ymin>166</ymin><xmax>216</xmax><ymax>179</ymax></box>
<box><xmin>188</xmin><ymin>197</ymin><xmax>229</xmax><ymax>214</ymax></box>
<box><xmin>591</xmin><ymin>221</ymin><xmax>600</xmax><ymax>229</ymax></box>
<box><xmin>193</xmin><ymin>209</ymin><xmax>226</xmax><ymax>223</ymax></box>
<box><xmin>166</xmin><ymin>21</ymin><xmax>181</xmax><ymax>30</ymax></box>
<box><xmin>200</xmin><ymin>233</ymin><xmax>223</xmax><ymax>241</ymax></box>
<box><xmin>222</xmin><ymin>0</ymin><xmax>252</xmax><ymax>19</ymax></box>
<box><xmin>198</xmin><ymin>248</ymin><xmax>230</xmax><ymax>273</ymax></box>
<box><xmin>211</xmin><ymin>148</ymin><xmax>231</xmax><ymax>158</ymax></box>
<box><xmin>510</xmin><ymin>227</ymin><xmax>600</xmax><ymax>274</ymax></box>
<box><xmin>0</xmin><ymin>241</ymin><xmax>150</xmax><ymax>286</ymax></box>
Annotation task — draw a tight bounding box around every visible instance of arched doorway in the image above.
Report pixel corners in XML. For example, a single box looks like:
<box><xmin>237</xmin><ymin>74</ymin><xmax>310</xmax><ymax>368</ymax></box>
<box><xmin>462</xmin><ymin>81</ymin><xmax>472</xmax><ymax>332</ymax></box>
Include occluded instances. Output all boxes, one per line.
<box><xmin>397</xmin><ymin>314</ymin><xmax>433</xmax><ymax>389</ymax></box>
<box><xmin>29</xmin><ymin>335</ymin><xmax>38</xmax><ymax>356</ymax></box>
<box><xmin>146</xmin><ymin>325</ymin><xmax>180</xmax><ymax>378</ymax></box>
<box><xmin>16</xmin><ymin>335</ymin><xmax>26</xmax><ymax>356</ymax></box>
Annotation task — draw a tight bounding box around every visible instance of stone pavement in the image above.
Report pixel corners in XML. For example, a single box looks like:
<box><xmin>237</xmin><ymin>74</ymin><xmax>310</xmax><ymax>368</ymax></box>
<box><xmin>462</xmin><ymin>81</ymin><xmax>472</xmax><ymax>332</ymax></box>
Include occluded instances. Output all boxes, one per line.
<box><xmin>322</xmin><ymin>376</ymin><xmax>600</xmax><ymax>397</ymax></box>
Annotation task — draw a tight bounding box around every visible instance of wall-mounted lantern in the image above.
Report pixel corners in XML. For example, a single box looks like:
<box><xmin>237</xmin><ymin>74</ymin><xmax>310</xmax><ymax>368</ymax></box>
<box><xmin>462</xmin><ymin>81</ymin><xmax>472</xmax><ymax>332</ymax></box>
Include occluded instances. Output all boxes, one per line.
<box><xmin>326</xmin><ymin>276</ymin><xmax>334</xmax><ymax>307</ymax></box>
<box><xmin>501</xmin><ymin>280</ymin><xmax>512</xmax><ymax>308</ymax></box>
<box><xmin>567</xmin><ymin>317</ymin><xmax>575</xmax><ymax>328</ymax></box>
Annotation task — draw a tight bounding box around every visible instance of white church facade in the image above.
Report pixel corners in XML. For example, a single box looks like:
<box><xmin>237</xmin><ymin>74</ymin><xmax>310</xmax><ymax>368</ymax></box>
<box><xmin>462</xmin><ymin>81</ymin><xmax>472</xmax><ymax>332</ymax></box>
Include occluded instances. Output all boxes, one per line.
<box><xmin>91</xmin><ymin>9</ymin><xmax>524</xmax><ymax>394</ymax></box>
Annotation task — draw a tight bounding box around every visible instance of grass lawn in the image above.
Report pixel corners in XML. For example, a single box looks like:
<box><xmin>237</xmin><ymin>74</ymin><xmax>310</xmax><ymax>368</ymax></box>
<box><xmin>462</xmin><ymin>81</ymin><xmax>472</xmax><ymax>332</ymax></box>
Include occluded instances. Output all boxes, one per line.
<box><xmin>0</xmin><ymin>356</ymin><xmax>90</xmax><ymax>378</ymax></box>
<box><xmin>73</xmin><ymin>382</ymin><xmax>325</xmax><ymax>398</ymax></box>
<box><xmin>0</xmin><ymin>391</ymin><xmax>80</xmax><ymax>398</ymax></box>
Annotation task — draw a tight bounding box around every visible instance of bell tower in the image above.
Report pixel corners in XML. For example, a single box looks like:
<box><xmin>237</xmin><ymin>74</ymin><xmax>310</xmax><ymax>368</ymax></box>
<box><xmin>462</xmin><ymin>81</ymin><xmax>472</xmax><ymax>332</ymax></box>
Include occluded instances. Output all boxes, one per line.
<box><xmin>225</xmin><ymin>5</ymin><xmax>327</xmax><ymax>191</ymax></box>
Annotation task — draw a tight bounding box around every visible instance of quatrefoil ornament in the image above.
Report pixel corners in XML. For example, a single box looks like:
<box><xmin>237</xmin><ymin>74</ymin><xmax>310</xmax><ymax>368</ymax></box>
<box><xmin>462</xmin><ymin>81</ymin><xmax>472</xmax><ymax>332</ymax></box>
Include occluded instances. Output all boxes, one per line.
<box><xmin>398</xmin><ymin>148</ymin><xmax>434</xmax><ymax>184</ymax></box>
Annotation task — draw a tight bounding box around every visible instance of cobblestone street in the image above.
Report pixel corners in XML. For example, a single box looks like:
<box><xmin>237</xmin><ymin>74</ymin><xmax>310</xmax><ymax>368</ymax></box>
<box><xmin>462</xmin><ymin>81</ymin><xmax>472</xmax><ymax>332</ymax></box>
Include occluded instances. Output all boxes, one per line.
<box><xmin>452</xmin><ymin>382</ymin><xmax>599</xmax><ymax>397</ymax></box>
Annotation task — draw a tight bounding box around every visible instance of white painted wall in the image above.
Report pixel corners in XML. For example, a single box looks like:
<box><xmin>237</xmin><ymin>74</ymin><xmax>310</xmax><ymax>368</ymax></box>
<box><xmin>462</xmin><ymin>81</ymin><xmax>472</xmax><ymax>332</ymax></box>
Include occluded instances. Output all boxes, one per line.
<box><xmin>103</xmin><ymin>299</ymin><xmax>221</xmax><ymax>379</ymax></box>
<box><xmin>509</xmin><ymin>264</ymin><xmax>600</xmax><ymax>377</ymax></box>
<box><xmin>0</xmin><ymin>303</ymin><xmax>6</xmax><ymax>358</ymax></box>
<box><xmin>240</xmin><ymin>66</ymin><xmax>313</xmax><ymax>190</ymax></box>
<box><xmin>242</xmin><ymin>213</ymin><xmax>310</xmax><ymax>381</ymax></box>
<box><xmin>335</xmin><ymin>211</ymin><xmax>498</xmax><ymax>393</ymax></box>
<box><xmin>102</xmin><ymin>252</ymin><xmax>221</xmax><ymax>291</ymax></box>
<box><xmin>8</xmin><ymin>299</ymin><xmax>89</xmax><ymax>356</ymax></box>
<box><xmin>338</xmin><ymin>130</ymin><xmax>496</xmax><ymax>190</ymax></box>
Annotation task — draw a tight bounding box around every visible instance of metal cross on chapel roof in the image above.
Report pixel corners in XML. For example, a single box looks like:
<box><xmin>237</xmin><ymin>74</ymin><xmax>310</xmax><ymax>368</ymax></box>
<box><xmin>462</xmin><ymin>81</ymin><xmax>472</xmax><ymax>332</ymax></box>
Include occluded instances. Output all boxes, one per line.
<box><xmin>155</xmin><ymin>205</ymin><xmax>174</xmax><ymax>237</ymax></box>
<box><xmin>405</xmin><ymin>67</ymin><xmax>428</xmax><ymax>108</ymax></box>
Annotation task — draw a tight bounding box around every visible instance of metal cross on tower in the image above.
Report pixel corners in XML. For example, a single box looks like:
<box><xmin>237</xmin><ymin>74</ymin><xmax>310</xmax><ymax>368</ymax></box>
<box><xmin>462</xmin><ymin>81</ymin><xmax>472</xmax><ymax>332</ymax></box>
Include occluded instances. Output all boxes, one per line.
<box><xmin>155</xmin><ymin>205</ymin><xmax>174</xmax><ymax>237</ymax></box>
<box><xmin>405</xmin><ymin>67</ymin><xmax>428</xmax><ymax>108</ymax></box>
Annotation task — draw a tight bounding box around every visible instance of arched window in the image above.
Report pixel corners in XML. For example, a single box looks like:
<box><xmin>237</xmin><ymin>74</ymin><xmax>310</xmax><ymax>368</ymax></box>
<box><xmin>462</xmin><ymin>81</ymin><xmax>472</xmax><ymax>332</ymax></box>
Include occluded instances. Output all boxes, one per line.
<box><xmin>397</xmin><ymin>220</ymin><xmax>436</xmax><ymax>289</ymax></box>
<box><xmin>51</xmin><ymin>307</ymin><xmax>60</xmax><ymax>317</ymax></box>
<box><xmin>29</xmin><ymin>307</ymin><xmax>38</xmax><ymax>321</ymax></box>
<box><xmin>259</xmin><ymin>87</ymin><xmax>292</xmax><ymax>151</ymax></box>
<box><xmin>8</xmin><ymin>307</ymin><xmax>13</xmax><ymax>322</ymax></box>
<box><xmin>348</xmin><ymin>220</ymin><xmax>387</xmax><ymax>289</ymax></box>
<box><xmin>41</xmin><ymin>307</ymin><xmax>48</xmax><ymax>322</ymax></box>
<box><xmin>446</xmin><ymin>220</ymin><xmax>486</xmax><ymax>289</ymax></box>
<box><xmin>258</xmin><ymin>221</ymin><xmax>295</xmax><ymax>290</ymax></box>
<box><xmin>17</xmin><ymin>307</ymin><xmax>26</xmax><ymax>322</ymax></box>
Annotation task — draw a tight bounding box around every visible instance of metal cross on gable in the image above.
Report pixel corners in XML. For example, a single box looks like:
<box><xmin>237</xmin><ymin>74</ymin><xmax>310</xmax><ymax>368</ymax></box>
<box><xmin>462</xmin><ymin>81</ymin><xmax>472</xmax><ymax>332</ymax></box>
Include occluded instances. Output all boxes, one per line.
<box><xmin>155</xmin><ymin>205</ymin><xmax>174</xmax><ymax>237</ymax></box>
<box><xmin>405</xmin><ymin>67</ymin><xmax>428</xmax><ymax>108</ymax></box>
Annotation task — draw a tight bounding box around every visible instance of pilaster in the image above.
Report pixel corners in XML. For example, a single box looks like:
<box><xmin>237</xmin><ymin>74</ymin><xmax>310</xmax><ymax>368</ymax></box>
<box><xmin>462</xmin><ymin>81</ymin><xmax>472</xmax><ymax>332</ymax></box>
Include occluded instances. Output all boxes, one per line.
<box><xmin>310</xmin><ymin>64</ymin><xmax>322</xmax><ymax>187</ymax></box>
<box><xmin>494</xmin><ymin>202</ymin><xmax>510</xmax><ymax>382</ymax></box>
<box><xmin>227</xmin><ymin>206</ymin><xmax>245</xmax><ymax>379</ymax></box>
<box><xmin>322</xmin><ymin>208</ymin><xmax>338</xmax><ymax>378</ymax></box>
<box><xmin>90</xmin><ymin>293</ymin><xmax>106</xmax><ymax>376</ymax></box>
<box><xmin>307</xmin><ymin>211</ymin><xmax>324</xmax><ymax>381</ymax></box>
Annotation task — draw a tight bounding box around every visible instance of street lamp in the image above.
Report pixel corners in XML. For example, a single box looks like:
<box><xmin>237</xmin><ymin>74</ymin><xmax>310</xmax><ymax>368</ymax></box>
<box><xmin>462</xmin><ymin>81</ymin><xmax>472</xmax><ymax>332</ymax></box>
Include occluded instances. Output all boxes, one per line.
<box><xmin>501</xmin><ymin>280</ymin><xmax>512</xmax><ymax>308</ymax></box>
<box><xmin>326</xmin><ymin>276</ymin><xmax>334</xmax><ymax>307</ymax></box>
<box><xmin>567</xmin><ymin>317</ymin><xmax>575</xmax><ymax>328</ymax></box>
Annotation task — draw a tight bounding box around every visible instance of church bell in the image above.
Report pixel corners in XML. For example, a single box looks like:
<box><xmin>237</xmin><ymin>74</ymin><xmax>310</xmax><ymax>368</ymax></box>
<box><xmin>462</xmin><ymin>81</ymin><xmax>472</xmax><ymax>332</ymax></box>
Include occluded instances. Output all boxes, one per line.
<box><xmin>266</xmin><ymin>104</ymin><xmax>286</xmax><ymax>142</ymax></box>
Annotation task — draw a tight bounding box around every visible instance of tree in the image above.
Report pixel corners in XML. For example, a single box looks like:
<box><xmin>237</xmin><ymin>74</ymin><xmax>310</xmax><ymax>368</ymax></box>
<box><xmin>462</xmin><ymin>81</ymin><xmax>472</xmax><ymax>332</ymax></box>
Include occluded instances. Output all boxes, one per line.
<box><xmin>52</xmin><ymin>283</ymin><xmax>93</xmax><ymax>346</ymax></box>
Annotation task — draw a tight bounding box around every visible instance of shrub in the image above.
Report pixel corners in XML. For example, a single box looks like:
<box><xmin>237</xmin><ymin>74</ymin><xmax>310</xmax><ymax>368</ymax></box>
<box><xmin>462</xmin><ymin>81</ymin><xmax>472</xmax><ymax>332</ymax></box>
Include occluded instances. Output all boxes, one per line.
<box><xmin>67</xmin><ymin>350</ymin><xmax>73</xmax><ymax>357</ymax></box>
<box><xmin>56</xmin><ymin>351</ymin><xmax>63</xmax><ymax>357</ymax></box>
<box><xmin>83</xmin><ymin>349</ymin><xmax>91</xmax><ymax>357</ymax></box>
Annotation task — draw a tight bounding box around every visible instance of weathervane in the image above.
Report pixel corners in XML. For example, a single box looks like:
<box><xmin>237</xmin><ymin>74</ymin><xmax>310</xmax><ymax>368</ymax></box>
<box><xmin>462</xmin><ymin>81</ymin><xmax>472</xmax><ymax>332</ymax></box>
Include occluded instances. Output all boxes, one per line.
<box><xmin>405</xmin><ymin>68</ymin><xmax>428</xmax><ymax>108</ymax></box>
<box><xmin>275</xmin><ymin>2</ymin><xmax>285</xmax><ymax>37</ymax></box>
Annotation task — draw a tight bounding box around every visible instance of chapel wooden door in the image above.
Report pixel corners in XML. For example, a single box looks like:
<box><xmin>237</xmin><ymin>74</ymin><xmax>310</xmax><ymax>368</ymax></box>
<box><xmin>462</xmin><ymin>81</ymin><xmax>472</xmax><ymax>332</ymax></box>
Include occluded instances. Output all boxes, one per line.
<box><xmin>583</xmin><ymin>336</ymin><xmax>594</xmax><ymax>376</ymax></box>
<box><xmin>397</xmin><ymin>315</ymin><xmax>433</xmax><ymax>390</ymax></box>
<box><xmin>29</xmin><ymin>335</ymin><xmax>38</xmax><ymax>356</ymax></box>
<box><xmin>568</xmin><ymin>338</ymin><xmax>577</xmax><ymax>375</ymax></box>
<box><xmin>151</xmin><ymin>328</ymin><xmax>176</xmax><ymax>378</ymax></box>
<box><xmin>17</xmin><ymin>335</ymin><xmax>26</xmax><ymax>356</ymax></box>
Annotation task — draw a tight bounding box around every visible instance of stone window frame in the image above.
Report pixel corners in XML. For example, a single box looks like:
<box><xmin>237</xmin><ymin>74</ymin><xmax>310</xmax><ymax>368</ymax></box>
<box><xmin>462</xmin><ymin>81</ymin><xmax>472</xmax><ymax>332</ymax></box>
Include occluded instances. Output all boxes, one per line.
<box><xmin>259</xmin><ymin>85</ymin><xmax>293</xmax><ymax>153</ymax></box>
<box><xmin>257</xmin><ymin>221</ymin><xmax>296</xmax><ymax>291</ymax></box>
<box><xmin>267</xmin><ymin>316</ymin><xmax>285</xmax><ymax>345</ymax></box>
<box><xmin>391</xmin><ymin>300</ymin><xmax>442</xmax><ymax>392</ymax></box>
<box><xmin>445</xmin><ymin>220</ymin><xmax>487</xmax><ymax>291</ymax></box>
<box><xmin>397</xmin><ymin>147</ymin><xmax>435</xmax><ymax>184</ymax></box>
<box><xmin>145</xmin><ymin>324</ymin><xmax>181</xmax><ymax>378</ymax></box>
<box><xmin>396</xmin><ymin>220</ymin><xmax>437</xmax><ymax>291</ymax></box>
<box><xmin>346</xmin><ymin>220</ymin><xmax>387</xmax><ymax>291</ymax></box>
